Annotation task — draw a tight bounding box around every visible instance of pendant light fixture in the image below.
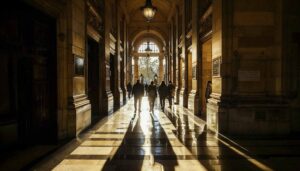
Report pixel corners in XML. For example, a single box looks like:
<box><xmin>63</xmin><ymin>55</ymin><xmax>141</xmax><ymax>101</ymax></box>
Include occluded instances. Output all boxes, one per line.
<box><xmin>144</xmin><ymin>42</ymin><xmax>152</xmax><ymax>54</ymax></box>
<box><xmin>144</xmin><ymin>25</ymin><xmax>152</xmax><ymax>54</ymax></box>
<box><xmin>140</xmin><ymin>0</ymin><xmax>157</xmax><ymax>22</ymax></box>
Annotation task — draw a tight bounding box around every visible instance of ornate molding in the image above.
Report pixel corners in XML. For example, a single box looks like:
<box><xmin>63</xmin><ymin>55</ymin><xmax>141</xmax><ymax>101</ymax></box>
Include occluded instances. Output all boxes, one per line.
<box><xmin>68</xmin><ymin>94</ymin><xmax>90</xmax><ymax>109</ymax></box>
<box><xmin>110</xmin><ymin>33</ymin><xmax>116</xmax><ymax>55</ymax></box>
<box><xmin>198</xmin><ymin>0</ymin><xmax>212</xmax><ymax>18</ymax></box>
<box><xmin>179</xmin><ymin>34</ymin><xmax>184</xmax><ymax>48</ymax></box>
<box><xmin>87</xmin><ymin>0</ymin><xmax>102</xmax><ymax>39</ymax></box>
<box><xmin>186</xmin><ymin>29</ymin><xmax>192</xmax><ymax>39</ymax></box>
<box><xmin>199</xmin><ymin>14</ymin><xmax>212</xmax><ymax>39</ymax></box>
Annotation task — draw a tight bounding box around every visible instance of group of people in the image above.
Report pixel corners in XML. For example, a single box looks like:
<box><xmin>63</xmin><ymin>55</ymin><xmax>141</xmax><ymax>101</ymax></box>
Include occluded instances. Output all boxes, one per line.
<box><xmin>126</xmin><ymin>80</ymin><xmax>175</xmax><ymax>113</ymax></box>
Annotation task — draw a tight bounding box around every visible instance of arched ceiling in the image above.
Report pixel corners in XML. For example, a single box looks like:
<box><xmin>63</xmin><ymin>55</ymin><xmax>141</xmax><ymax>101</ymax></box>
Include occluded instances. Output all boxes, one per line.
<box><xmin>133</xmin><ymin>35</ymin><xmax>164</xmax><ymax>52</ymax></box>
<box><xmin>124</xmin><ymin>0</ymin><xmax>175</xmax><ymax>22</ymax></box>
<box><xmin>132</xmin><ymin>29</ymin><xmax>166</xmax><ymax>47</ymax></box>
<box><xmin>121</xmin><ymin>0</ymin><xmax>178</xmax><ymax>49</ymax></box>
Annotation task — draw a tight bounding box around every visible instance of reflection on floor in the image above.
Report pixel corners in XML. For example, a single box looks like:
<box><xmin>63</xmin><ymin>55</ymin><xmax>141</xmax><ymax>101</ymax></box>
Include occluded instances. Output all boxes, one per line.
<box><xmin>33</xmin><ymin>97</ymin><xmax>300</xmax><ymax>171</ymax></box>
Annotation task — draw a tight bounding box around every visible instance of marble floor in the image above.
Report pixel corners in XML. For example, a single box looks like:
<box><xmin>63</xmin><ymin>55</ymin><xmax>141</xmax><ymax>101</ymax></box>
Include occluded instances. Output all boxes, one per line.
<box><xmin>32</xmin><ymin>97</ymin><xmax>300</xmax><ymax>171</ymax></box>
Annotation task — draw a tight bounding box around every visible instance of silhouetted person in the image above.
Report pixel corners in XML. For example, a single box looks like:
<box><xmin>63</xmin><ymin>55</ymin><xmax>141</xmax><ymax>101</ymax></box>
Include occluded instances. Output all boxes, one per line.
<box><xmin>167</xmin><ymin>81</ymin><xmax>175</xmax><ymax>108</ymax></box>
<box><xmin>147</xmin><ymin>81</ymin><xmax>157</xmax><ymax>113</ymax></box>
<box><xmin>132</xmin><ymin>80</ymin><xmax>144</xmax><ymax>113</ymax></box>
<box><xmin>126</xmin><ymin>82</ymin><xmax>133</xmax><ymax>98</ymax></box>
<box><xmin>205</xmin><ymin>81</ymin><xmax>212</xmax><ymax>103</ymax></box>
<box><xmin>144</xmin><ymin>83</ymin><xmax>149</xmax><ymax>96</ymax></box>
<box><xmin>158</xmin><ymin>81</ymin><xmax>168</xmax><ymax>110</ymax></box>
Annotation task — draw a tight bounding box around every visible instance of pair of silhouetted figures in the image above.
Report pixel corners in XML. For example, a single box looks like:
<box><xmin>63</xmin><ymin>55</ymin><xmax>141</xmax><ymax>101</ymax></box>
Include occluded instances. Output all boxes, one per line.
<box><xmin>129</xmin><ymin>80</ymin><xmax>175</xmax><ymax>113</ymax></box>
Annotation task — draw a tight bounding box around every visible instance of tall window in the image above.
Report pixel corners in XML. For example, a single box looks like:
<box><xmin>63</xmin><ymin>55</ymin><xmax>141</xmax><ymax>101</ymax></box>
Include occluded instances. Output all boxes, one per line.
<box><xmin>139</xmin><ymin>57</ymin><xmax>159</xmax><ymax>84</ymax></box>
<box><xmin>138</xmin><ymin>42</ymin><xmax>160</xmax><ymax>53</ymax></box>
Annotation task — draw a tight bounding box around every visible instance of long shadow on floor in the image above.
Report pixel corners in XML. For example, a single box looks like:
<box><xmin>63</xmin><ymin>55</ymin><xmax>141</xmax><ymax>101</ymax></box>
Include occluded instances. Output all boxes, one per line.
<box><xmin>149</xmin><ymin>111</ymin><xmax>178</xmax><ymax>171</ymax></box>
<box><xmin>102</xmin><ymin>109</ymin><xmax>179</xmax><ymax>171</ymax></box>
<box><xmin>165</xmin><ymin>108</ymin><xmax>276</xmax><ymax>171</ymax></box>
<box><xmin>102</xmin><ymin>111</ymin><xmax>145</xmax><ymax>170</ymax></box>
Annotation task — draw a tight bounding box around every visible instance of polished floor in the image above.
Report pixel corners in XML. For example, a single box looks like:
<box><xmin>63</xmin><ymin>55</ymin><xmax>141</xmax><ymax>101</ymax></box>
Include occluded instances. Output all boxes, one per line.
<box><xmin>32</xmin><ymin>97</ymin><xmax>300</xmax><ymax>171</ymax></box>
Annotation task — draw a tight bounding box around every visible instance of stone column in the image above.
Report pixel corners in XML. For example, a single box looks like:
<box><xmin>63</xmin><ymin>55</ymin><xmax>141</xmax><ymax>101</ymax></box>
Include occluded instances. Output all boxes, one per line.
<box><xmin>189</xmin><ymin>0</ymin><xmax>199</xmax><ymax>115</ymax></box>
<box><xmin>182</xmin><ymin>2</ymin><xmax>189</xmax><ymax>108</ymax></box>
<box><xmin>159</xmin><ymin>55</ymin><xmax>164</xmax><ymax>83</ymax></box>
<box><xmin>134</xmin><ymin>55</ymin><xmax>139</xmax><ymax>82</ymax></box>
<box><xmin>180</xmin><ymin>0</ymin><xmax>187</xmax><ymax>107</ymax></box>
<box><xmin>175</xmin><ymin>8</ymin><xmax>181</xmax><ymax>104</ymax></box>
<box><xmin>113</xmin><ymin>3</ymin><xmax>121</xmax><ymax>108</ymax></box>
<box><xmin>121</xmin><ymin>19</ymin><xmax>127</xmax><ymax>103</ymax></box>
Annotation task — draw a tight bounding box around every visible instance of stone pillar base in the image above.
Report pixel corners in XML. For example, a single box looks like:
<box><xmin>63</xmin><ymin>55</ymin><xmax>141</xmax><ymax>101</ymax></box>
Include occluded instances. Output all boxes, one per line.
<box><xmin>175</xmin><ymin>87</ymin><xmax>180</xmax><ymax>104</ymax></box>
<box><xmin>119</xmin><ymin>88</ymin><xmax>125</xmax><ymax>106</ymax></box>
<box><xmin>112</xmin><ymin>89</ymin><xmax>121</xmax><ymax>110</ymax></box>
<box><xmin>179</xmin><ymin>89</ymin><xmax>185</xmax><ymax>106</ymax></box>
<box><xmin>68</xmin><ymin>94</ymin><xmax>91</xmax><ymax>137</ymax></box>
<box><xmin>122</xmin><ymin>88</ymin><xmax>127</xmax><ymax>105</ymax></box>
<box><xmin>194</xmin><ymin>91</ymin><xmax>201</xmax><ymax>116</ymax></box>
<box><xmin>106</xmin><ymin>91</ymin><xmax>114</xmax><ymax>115</ymax></box>
<box><xmin>207</xmin><ymin>94</ymin><xmax>292</xmax><ymax>135</ymax></box>
<box><xmin>187</xmin><ymin>90</ymin><xmax>196</xmax><ymax>113</ymax></box>
<box><xmin>183</xmin><ymin>88</ymin><xmax>190</xmax><ymax>108</ymax></box>
<box><xmin>206</xmin><ymin>95</ymin><xmax>221</xmax><ymax>133</ymax></box>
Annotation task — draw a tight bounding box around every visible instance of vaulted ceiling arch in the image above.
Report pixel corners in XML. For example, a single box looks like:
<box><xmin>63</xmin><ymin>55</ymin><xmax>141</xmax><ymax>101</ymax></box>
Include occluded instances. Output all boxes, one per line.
<box><xmin>133</xmin><ymin>36</ymin><xmax>164</xmax><ymax>53</ymax></box>
<box><xmin>131</xmin><ymin>29</ymin><xmax>166</xmax><ymax>48</ymax></box>
<box><xmin>125</xmin><ymin>0</ymin><xmax>178</xmax><ymax>51</ymax></box>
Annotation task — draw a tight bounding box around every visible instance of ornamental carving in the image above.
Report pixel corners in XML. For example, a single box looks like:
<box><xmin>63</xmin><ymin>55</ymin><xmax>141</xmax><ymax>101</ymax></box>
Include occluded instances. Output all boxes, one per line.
<box><xmin>198</xmin><ymin>0</ymin><xmax>212</xmax><ymax>17</ymax></box>
<box><xmin>199</xmin><ymin>14</ymin><xmax>212</xmax><ymax>38</ymax></box>
<box><xmin>87</xmin><ymin>0</ymin><xmax>102</xmax><ymax>33</ymax></box>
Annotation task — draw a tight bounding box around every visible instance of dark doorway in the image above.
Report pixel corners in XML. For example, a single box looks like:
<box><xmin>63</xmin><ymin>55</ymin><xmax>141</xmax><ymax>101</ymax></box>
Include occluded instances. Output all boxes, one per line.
<box><xmin>87</xmin><ymin>38</ymin><xmax>100</xmax><ymax>122</ymax></box>
<box><xmin>0</xmin><ymin>1</ymin><xmax>57</xmax><ymax>147</ymax></box>
<box><xmin>110</xmin><ymin>53</ymin><xmax>118</xmax><ymax>109</ymax></box>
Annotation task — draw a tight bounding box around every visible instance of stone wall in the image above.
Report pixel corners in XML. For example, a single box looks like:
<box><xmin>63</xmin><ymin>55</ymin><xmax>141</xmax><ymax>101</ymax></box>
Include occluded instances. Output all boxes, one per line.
<box><xmin>207</xmin><ymin>0</ymin><xmax>300</xmax><ymax>135</ymax></box>
<box><xmin>67</xmin><ymin>0</ymin><xmax>91</xmax><ymax>136</ymax></box>
<box><xmin>32</xmin><ymin>0</ymin><xmax>92</xmax><ymax>137</ymax></box>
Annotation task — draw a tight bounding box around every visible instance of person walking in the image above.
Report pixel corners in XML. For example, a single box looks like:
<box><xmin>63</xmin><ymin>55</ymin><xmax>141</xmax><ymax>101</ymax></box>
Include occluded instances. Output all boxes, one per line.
<box><xmin>144</xmin><ymin>83</ymin><xmax>149</xmax><ymax>96</ymax></box>
<box><xmin>158</xmin><ymin>81</ymin><xmax>168</xmax><ymax>110</ymax></box>
<box><xmin>147</xmin><ymin>81</ymin><xmax>157</xmax><ymax>113</ymax></box>
<box><xmin>205</xmin><ymin>81</ymin><xmax>212</xmax><ymax>103</ymax></box>
<box><xmin>126</xmin><ymin>82</ymin><xmax>133</xmax><ymax>98</ymax></box>
<box><xmin>132</xmin><ymin>80</ymin><xmax>144</xmax><ymax>113</ymax></box>
<box><xmin>167</xmin><ymin>81</ymin><xmax>175</xmax><ymax>108</ymax></box>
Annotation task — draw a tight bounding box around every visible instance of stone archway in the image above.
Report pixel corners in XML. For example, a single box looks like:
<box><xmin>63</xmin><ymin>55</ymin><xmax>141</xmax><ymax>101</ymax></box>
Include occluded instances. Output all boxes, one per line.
<box><xmin>132</xmin><ymin>40</ymin><xmax>165</xmax><ymax>85</ymax></box>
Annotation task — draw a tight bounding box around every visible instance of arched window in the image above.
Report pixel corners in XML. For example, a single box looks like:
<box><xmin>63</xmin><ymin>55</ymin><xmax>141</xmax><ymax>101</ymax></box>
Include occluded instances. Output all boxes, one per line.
<box><xmin>138</xmin><ymin>41</ymin><xmax>159</xmax><ymax>53</ymax></box>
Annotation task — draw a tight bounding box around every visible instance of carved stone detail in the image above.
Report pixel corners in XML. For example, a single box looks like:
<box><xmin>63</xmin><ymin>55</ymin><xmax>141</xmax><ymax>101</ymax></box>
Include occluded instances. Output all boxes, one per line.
<box><xmin>87</xmin><ymin>0</ymin><xmax>102</xmax><ymax>34</ymax></box>
<box><xmin>199</xmin><ymin>14</ymin><xmax>212</xmax><ymax>38</ymax></box>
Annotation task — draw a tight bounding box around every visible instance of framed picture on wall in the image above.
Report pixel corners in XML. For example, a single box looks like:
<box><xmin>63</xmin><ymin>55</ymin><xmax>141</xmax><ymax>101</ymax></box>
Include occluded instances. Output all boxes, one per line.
<box><xmin>212</xmin><ymin>57</ymin><xmax>221</xmax><ymax>77</ymax></box>
<box><xmin>192</xmin><ymin>65</ymin><xmax>196</xmax><ymax>80</ymax></box>
<box><xmin>74</xmin><ymin>55</ymin><xmax>84</xmax><ymax>76</ymax></box>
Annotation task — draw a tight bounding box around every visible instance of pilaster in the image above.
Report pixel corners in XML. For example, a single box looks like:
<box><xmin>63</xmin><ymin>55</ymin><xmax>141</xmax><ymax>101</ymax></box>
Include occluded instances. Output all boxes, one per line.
<box><xmin>159</xmin><ymin>55</ymin><xmax>164</xmax><ymax>83</ymax></box>
<box><xmin>134</xmin><ymin>55</ymin><xmax>139</xmax><ymax>82</ymax></box>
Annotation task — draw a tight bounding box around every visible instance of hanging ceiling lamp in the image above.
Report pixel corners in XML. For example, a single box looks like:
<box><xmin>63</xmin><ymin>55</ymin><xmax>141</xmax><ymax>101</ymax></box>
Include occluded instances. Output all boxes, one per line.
<box><xmin>144</xmin><ymin>25</ymin><xmax>152</xmax><ymax>54</ymax></box>
<box><xmin>144</xmin><ymin>41</ymin><xmax>152</xmax><ymax>54</ymax></box>
<box><xmin>140</xmin><ymin>0</ymin><xmax>157</xmax><ymax>22</ymax></box>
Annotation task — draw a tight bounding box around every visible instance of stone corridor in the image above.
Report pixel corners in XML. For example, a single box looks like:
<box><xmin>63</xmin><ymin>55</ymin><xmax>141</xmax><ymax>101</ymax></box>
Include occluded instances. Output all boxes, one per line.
<box><xmin>1</xmin><ymin>0</ymin><xmax>300</xmax><ymax>170</ymax></box>
<box><xmin>30</xmin><ymin>98</ymin><xmax>300</xmax><ymax>171</ymax></box>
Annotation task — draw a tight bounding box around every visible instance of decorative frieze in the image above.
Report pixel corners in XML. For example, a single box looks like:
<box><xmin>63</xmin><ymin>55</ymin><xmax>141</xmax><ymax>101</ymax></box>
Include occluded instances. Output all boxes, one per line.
<box><xmin>87</xmin><ymin>0</ymin><xmax>102</xmax><ymax>39</ymax></box>
<box><xmin>199</xmin><ymin>14</ymin><xmax>212</xmax><ymax>38</ymax></box>
<box><xmin>110</xmin><ymin>33</ymin><xmax>116</xmax><ymax>55</ymax></box>
<box><xmin>198</xmin><ymin>0</ymin><xmax>212</xmax><ymax>18</ymax></box>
